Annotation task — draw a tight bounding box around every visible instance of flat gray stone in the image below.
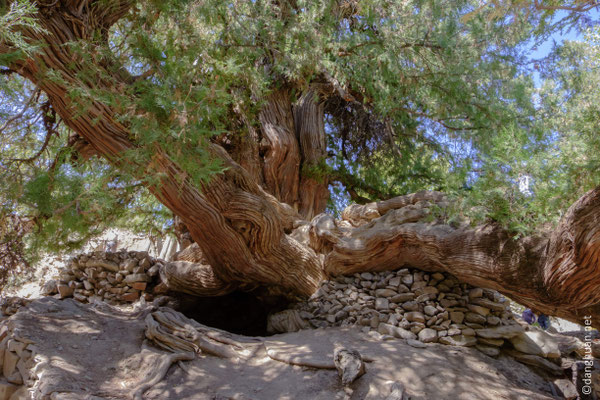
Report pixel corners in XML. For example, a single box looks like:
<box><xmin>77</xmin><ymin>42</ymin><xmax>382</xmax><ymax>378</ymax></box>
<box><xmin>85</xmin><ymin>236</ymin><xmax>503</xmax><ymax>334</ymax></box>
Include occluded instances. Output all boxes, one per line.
<box><xmin>388</xmin><ymin>277</ymin><xmax>401</xmax><ymax>287</ymax></box>
<box><xmin>418</xmin><ymin>328</ymin><xmax>437</xmax><ymax>343</ymax></box>
<box><xmin>504</xmin><ymin>350</ymin><xmax>563</xmax><ymax>376</ymax></box>
<box><xmin>124</xmin><ymin>274</ymin><xmax>150</xmax><ymax>283</ymax></box>
<box><xmin>375</xmin><ymin>298</ymin><xmax>389</xmax><ymax>311</ymax></box>
<box><xmin>401</xmin><ymin>301</ymin><xmax>419</xmax><ymax>311</ymax></box>
<box><xmin>57</xmin><ymin>284</ymin><xmax>74</xmax><ymax>299</ymax></box>
<box><xmin>477</xmin><ymin>337</ymin><xmax>504</xmax><ymax>347</ymax></box>
<box><xmin>476</xmin><ymin>325</ymin><xmax>524</xmax><ymax>340</ymax></box>
<box><xmin>406</xmin><ymin>339</ymin><xmax>427</xmax><ymax>348</ymax></box>
<box><xmin>450</xmin><ymin>311</ymin><xmax>464</xmax><ymax>324</ymax></box>
<box><xmin>509</xmin><ymin>330</ymin><xmax>561</xmax><ymax>358</ymax></box>
<box><xmin>375</xmin><ymin>289</ymin><xmax>397</xmax><ymax>298</ymax></box>
<box><xmin>378</xmin><ymin>323</ymin><xmax>417</xmax><ymax>340</ymax></box>
<box><xmin>439</xmin><ymin>335</ymin><xmax>477</xmax><ymax>347</ymax></box>
<box><xmin>424</xmin><ymin>306</ymin><xmax>438</xmax><ymax>316</ymax></box>
<box><xmin>467</xmin><ymin>304</ymin><xmax>490</xmax><ymax>316</ymax></box>
<box><xmin>86</xmin><ymin>260</ymin><xmax>119</xmax><ymax>273</ymax></box>
<box><xmin>390</xmin><ymin>293</ymin><xmax>415</xmax><ymax>303</ymax></box>
<box><xmin>476</xmin><ymin>344</ymin><xmax>500</xmax><ymax>357</ymax></box>
<box><xmin>405</xmin><ymin>312</ymin><xmax>425</xmax><ymax>323</ymax></box>
<box><xmin>470</xmin><ymin>298</ymin><xmax>507</xmax><ymax>312</ymax></box>
<box><xmin>465</xmin><ymin>312</ymin><xmax>487</xmax><ymax>325</ymax></box>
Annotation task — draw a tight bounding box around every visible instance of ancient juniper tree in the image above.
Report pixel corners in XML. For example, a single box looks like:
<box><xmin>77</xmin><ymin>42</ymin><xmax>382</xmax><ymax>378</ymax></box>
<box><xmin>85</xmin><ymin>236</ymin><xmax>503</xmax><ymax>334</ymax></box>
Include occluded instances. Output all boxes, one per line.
<box><xmin>2</xmin><ymin>0</ymin><xmax>600</xmax><ymax>327</ymax></box>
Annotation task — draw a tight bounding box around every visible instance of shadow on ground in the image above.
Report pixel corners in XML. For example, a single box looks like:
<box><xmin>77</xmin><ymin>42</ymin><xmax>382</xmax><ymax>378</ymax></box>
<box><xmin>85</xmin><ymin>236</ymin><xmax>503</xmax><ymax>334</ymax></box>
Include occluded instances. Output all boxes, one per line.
<box><xmin>8</xmin><ymin>297</ymin><xmax>558</xmax><ymax>400</ymax></box>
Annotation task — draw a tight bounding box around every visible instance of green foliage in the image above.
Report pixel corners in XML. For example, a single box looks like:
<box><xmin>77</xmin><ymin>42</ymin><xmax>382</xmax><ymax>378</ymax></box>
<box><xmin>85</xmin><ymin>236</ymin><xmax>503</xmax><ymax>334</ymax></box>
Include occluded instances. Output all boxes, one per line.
<box><xmin>457</xmin><ymin>26</ymin><xmax>600</xmax><ymax>234</ymax></box>
<box><xmin>0</xmin><ymin>0</ymin><xmax>46</xmax><ymax>56</ymax></box>
<box><xmin>2</xmin><ymin>0</ymin><xmax>600</xmax><ymax>269</ymax></box>
<box><xmin>0</xmin><ymin>76</ymin><xmax>172</xmax><ymax>264</ymax></box>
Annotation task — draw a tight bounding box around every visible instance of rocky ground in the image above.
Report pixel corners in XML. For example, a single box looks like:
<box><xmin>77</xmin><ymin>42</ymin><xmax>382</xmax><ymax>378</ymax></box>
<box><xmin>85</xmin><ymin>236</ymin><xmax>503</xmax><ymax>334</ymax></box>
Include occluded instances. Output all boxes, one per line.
<box><xmin>0</xmin><ymin>249</ymin><xmax>598</xmax><ymax>399</ymax></box>
<box><xmin>0</xmin><ymin>297</ymin><xmax>584</xmax><ymax>400</ymax></box>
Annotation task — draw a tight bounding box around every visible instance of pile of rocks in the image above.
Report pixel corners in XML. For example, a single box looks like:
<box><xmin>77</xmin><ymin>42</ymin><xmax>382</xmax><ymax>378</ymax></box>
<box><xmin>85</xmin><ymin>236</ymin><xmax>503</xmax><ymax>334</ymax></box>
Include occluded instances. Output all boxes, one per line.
<box><xmin>276</xmin><ymin>268</ymin><xmax>562</xmax><ymax>365</ymax></box>
<box><xmin>0</xmin><ymin>298</ymin><xmax>30</xmax><ymax>318</ymax></box>
<box><xmin>42</xmin><ymin>250</ymin><xmax>161</xmax><ymax>305</ymax></box>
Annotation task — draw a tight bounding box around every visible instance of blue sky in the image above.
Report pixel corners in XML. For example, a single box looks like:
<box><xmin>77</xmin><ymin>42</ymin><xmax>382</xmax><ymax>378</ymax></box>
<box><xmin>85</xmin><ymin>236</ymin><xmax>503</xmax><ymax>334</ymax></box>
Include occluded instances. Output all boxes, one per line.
<box><xmin>529</xmin><ymin>9</ymin><xmax>599</xmax><ymax>57</ymax></box>
<box><xmin>528</xmin><ymin>8</ymin><xmax>600</xmax><ymax>86</ymax></box>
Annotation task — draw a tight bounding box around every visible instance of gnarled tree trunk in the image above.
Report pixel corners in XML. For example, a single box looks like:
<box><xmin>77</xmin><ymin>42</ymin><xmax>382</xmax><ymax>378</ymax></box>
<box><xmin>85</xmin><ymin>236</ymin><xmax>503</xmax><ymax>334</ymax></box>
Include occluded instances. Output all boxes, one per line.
<box><xmin>3</xmin><ymin>0</ymin><xmax>600</xmax><ymax>328</ymax></box>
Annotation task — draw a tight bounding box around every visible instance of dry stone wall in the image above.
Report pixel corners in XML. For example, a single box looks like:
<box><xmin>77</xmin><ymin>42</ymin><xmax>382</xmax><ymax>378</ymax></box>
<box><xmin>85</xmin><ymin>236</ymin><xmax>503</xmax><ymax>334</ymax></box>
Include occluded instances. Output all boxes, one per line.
<box><xmin>42</xmin><ymin>250</ymin><xmax>162</xmax><ymax>305</ymax></box>
<box><xmin>0</xmin><ymin>317</ymin><xmax>36</xmax><ymax>398</ymax></box>
<box><xmin>269</xmin><ymin>267</ymin><xmax>569</xmax><ymax>371</ymax></box>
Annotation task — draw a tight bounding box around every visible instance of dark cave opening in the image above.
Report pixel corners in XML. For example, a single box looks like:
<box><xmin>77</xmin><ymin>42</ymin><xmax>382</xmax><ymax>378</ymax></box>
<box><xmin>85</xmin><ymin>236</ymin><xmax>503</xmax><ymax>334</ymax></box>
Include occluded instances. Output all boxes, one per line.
<box><xmin>170</xmin><ymin>290</ymin><xmax>290</xmax><ymax>336</ymax></box>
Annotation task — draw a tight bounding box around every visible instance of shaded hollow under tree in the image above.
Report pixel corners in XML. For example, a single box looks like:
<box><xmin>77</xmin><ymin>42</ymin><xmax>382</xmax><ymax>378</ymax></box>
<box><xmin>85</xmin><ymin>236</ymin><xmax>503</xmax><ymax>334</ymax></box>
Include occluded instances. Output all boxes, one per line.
<box><xmin>165</xmin><ymin>290</ymin><xmax>288</xmax><ymax>336</ymax></box>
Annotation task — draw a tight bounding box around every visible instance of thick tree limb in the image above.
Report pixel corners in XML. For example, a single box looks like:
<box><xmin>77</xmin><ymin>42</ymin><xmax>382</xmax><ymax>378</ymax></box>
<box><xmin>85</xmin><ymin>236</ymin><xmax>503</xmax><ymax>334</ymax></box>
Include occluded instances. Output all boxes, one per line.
<box><xmin>159</xmin><ymin>260</ymin><xmax>238</xmax><ymax>296</ymax></box>
<box><xmin>339</xmin><ymin>190</ymin><xmax>446</xmax><ymax>226</ymax></box>
<box><xmin>312</xmin><ymin>189</ymin><xmax>600</xmax><ymax>327</ymax></box>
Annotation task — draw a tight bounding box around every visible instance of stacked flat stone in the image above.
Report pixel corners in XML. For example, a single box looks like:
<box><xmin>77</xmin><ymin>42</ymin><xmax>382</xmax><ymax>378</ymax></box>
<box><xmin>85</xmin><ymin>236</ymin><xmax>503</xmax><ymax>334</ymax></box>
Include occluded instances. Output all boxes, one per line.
<box><xmin>45</xmin><ymin>250</ymin><xmax>160</xmax><ymax>305</ymax></box>
<box><xmin>0</xmin><ymin>298</ymin><xmax>30</xmax><ymax>318</ymax></box>
<box><xmin>0</xmin><ymin>323</ymin><xmax>35</xmax><ymax>396</ymax></box>
<box><xmin>289</xmin><ymin>268</ymin><xmax>540</xmax><ymax>359</ymax></box>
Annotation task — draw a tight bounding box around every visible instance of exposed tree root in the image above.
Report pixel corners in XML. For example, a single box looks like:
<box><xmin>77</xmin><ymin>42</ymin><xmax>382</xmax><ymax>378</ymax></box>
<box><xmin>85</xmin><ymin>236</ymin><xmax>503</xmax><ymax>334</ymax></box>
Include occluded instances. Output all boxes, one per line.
<box><xmin>264</xmin><ymin>345</ymin><xmax>337</xmax><ymax>369</ymax></box>
<box><xmin>145</xmin><ymin>308</ymin><xmax>262</xmax><ymax>358</ymax></box>
<box><xmin>144</xmin><ymin>308</ymin><xmax>348</xmax><ymax>371</ymax></box>
<box><xmin>132</xmin><ymin>351</ymin><xmax>195</xmax><ymax>400</ymax></box>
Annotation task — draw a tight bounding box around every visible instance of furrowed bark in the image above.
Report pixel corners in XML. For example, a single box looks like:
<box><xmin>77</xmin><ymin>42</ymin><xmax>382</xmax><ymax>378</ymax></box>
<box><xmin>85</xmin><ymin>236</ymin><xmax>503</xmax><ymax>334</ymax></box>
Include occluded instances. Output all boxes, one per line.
<box><xmin>160</xmin><ymin>261</ymin><xmax>238</xmax><ymax>296</ymax></box>
<box><xmin>543</xmin><ymin>187</ymin><xmax>600</xmax><ymax>309</ymax></box>
<box><xmin>144</xmin><ymin>146</ymin><xmax>325</xmax><ymax>296</ymax></box>
<box><xmin>259</xmin><ymin>89</ymin><xmax>301</xmax><ymax>209</ymax></box>
<box><xmin>230</xmin><ymin>113</ymin><xmax>265</xmax><ymax>187</ymax></box>
<box><xmin>293</xmin><ymin>88</ymin><xmax>330</xmax><ymax>219</ymax></box>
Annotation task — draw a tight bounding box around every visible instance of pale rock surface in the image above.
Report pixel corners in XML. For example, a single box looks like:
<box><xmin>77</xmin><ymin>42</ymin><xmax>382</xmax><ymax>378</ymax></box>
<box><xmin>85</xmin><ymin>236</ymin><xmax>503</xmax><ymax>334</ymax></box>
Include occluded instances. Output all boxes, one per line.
<box><xmin>509</xmin><ymin>330</ymin><xmax>561</xmax><ymax>359</ymax></box>
<box><xmin>333</xmin><ymin>347</ymin><xmax>365</xmax><ymax>385</ymax></box>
